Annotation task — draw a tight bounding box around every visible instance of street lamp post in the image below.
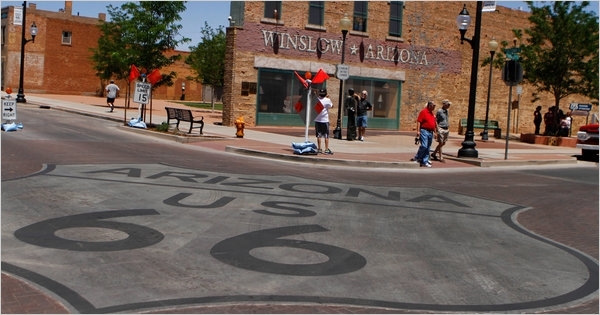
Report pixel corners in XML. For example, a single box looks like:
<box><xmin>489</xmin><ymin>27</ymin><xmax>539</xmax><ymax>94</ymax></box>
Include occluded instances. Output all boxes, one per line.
<box><xmin>455</xmin><ymin>2</ymin><xmax>482</xmax><ymax>158</ymax></box>
<box><xmin>333</xmin><ymin>14</ymin><xmax>352</xmax><ymax>140</ymax></box>
<box><xmin>16</xmin><ymin>1</ymin><xmax>38</xmax><ymax>103</ymax></box>
<box><xmin>481</xmin><ymin>37</ymin><xmax>498</xmax><ymax>141</ymax></box>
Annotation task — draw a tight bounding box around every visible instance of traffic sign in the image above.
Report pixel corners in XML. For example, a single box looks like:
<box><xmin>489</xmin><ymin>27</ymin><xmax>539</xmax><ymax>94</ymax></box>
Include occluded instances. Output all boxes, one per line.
<box><xmin>569</xmin><ymin>103</ymin><xmax>592</xmax><ymax>111</ymax></box>
<box><xmin>2</xmin><ymin>98</ymin><xmax>17</xmax><ymax>120</ymax></box>
<box><xmin>516</xmin><ymin>85</ymin><xmax>523</xmax><ymax>95</ymax></box>
<box><xmin>504</xmin><ymin>47</ymin><xmax>521</xmax><ymax>60</ymax></box>
<box><xmin>133</xmin><ymin>82</ymin><xmax>151</xmax><ymax>104</ymax></box>
<box><xmin>336</xmin><ymin>64</ymin><xmax>350</xmax><ymax>80</ymax></box>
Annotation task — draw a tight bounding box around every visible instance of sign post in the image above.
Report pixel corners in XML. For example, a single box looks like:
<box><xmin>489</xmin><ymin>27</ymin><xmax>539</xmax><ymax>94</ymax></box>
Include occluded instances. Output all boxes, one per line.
<box><xmin>2</xmin><ymin>98</ymin><xmax>17</xmax><ymax>121</ymax></box>
<box><xmin>133</xmin><ymin>82</ymin><xmax>151</xmax><ymax>121</ymax></box>
<box><xmin>569</xmin><ymin>103</ymin><xmax>593</xmax><ymax>123</ymax></box>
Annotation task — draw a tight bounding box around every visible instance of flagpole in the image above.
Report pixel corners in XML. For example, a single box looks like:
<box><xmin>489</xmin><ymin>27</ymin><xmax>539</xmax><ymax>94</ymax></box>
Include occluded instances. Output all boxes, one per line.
<box><xmin>304</xmin><ymin>82</ymin><xmax>311</xmax><ymax>142</ymax></box>
<box><xmin>124</xmin><ymin>81</ymin><xmax>129</xmax><ymax>125</ymax></box>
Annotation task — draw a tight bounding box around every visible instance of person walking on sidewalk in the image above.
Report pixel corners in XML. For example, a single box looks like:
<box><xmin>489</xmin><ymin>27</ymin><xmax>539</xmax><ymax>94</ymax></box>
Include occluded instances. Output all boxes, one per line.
<box><xmin>356</xmin><ymin>90</ymin><xmax>373</xmax><ymax>141</ymax></box>
<box><xmin>432</xmin><ymin>99</ymin><xmax>451</xmax><ymax>162</ymax></box>
<box><xmin>412</xmin><ymin>101</ymin><xmax>437</xmax><ymax>167</ymax></box>
<box><xmin>314</xmin><ymin>89</ymin><xmax>334</xmax><ymax>155</ymax></box>
<box><xmin>105</xmin><ymin>80</ymin><xmax>120</xmax><ymax>112</ymax></box>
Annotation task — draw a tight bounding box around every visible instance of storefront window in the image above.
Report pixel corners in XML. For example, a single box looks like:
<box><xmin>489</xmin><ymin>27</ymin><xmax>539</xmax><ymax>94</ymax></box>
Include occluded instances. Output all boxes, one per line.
<box><xmin>256</xmin><ymin>69</ymin><xmax>399</xmax><ymax>128</ymax></box>
<box><xmin>346</xmin><ymin>78</ymin><xmax>399</xmax><ymax>121</ymax></box>
<box><xmin>257</xmin><ymin>69</ymin><xmax>326</xmax><ymax>114</ymax></box>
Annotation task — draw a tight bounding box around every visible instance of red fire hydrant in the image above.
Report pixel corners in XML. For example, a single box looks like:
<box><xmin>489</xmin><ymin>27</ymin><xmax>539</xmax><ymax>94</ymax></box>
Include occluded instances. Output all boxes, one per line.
<box><xmin>235</xmin><ymin>117</ymin><xmax>245</xmax><ymax>138</ymax></box>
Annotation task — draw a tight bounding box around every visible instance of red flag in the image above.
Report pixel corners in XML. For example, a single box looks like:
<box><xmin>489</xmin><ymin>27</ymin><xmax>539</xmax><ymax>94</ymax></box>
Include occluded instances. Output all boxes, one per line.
<box><xmin>314</xmin><ymin>100</ymin><xmax>324</xmax><ymax>114</ymax></box>
<box><xmin>129</xmin><ymin>64</ymin><xmax>140</xmax><ymax>82</ymax></box>
<box><xmin>147</xmin><ymin>69</ymin><xmax>162</xmax><ymax>85</ymax></box>
<box><xmin>294</xmin><ymin>71</ymin><xmax>308</xmax><ymax>89</ymax></box>
<box><xmin>294</xmin><ymin>99</ymin><xmax>303</xmax><ymax>113</ymax></box>
<box><xmin>311</xmin><ymin>69</ymin><xmax>330</xmax><ymax>84</ymax></box>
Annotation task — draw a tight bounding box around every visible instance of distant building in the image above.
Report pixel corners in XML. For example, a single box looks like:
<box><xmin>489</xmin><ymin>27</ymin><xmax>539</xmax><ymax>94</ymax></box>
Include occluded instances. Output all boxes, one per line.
<box><xmin>222</xmin><ymin>1</ymin><xmax>593</xmax><ymax>134</ymax></box>
<box><xmin>1</xmin><ymin>1</ymin><xmax>203</xmax><ymax>101</ymax></box>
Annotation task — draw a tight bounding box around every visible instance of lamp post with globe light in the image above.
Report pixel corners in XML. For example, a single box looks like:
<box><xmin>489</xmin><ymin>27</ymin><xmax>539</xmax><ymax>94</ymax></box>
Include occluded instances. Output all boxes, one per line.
<box><xmin>16</xmin><ymin>1</ymin><xmax>38</xmax><ymax>103</ymax></box>
<box><xmin>455</xmin><ymin>2</ymin><xmax>483</xmax><ymax>158</ymax></box>
<box><xmin>333</xmin><ymin>14</ymin><xmax>352</xmax><ymax>140</ymax></box>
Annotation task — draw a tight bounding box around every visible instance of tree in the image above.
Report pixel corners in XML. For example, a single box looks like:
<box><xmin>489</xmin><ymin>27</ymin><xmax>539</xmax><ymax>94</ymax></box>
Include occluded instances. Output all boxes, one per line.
<box><xmin>481</xmin><ymin>2</ymin><xmax>598</xmax><ymax>135</ymax></box>
<box><xmin>519</xmin><ymin>1</ymin><xmax>598</xmax><ymax>107</ymax></box>
<box><xmin>185</xmin><ymin>22</ymin><xmax>226</xmax><ymax>109</ymax></box>
<box><xmin>90</xmin><ymin>1</ymin><xmax>190</xmax><ymax>95</ymax></box>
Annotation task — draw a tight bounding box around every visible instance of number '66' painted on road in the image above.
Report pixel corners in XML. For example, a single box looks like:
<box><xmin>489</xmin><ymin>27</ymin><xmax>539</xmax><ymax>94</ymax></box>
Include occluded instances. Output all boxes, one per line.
<box><xmin>14</xmin><ymin>208</ymin><xmax>366</xmax><ymax>276</ymax></box>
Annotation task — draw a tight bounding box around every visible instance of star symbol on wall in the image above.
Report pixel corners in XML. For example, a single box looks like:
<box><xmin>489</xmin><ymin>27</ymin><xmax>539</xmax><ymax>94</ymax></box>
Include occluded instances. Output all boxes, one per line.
<box><xmin>350</xmin><ymin>44</ymin><xmax>359</xmax><ymax>55</ymax></box>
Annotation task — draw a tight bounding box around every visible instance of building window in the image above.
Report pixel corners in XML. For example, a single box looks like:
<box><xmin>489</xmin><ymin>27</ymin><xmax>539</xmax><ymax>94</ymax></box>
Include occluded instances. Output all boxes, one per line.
<box><xmin>389</xmin><ymin>1</ymin><xmax>403</xmax><ymax>37</ymax></box>
<box><xmin>1</xmin><ymin>25</ymin><xmax>6</xmax><ymax>46</ymax></box>
<box><xmin>264</xmin><ymin>1</ymin><xmax>281</xmax><ymax>20</ymax></box>
<box><xmin>308</xmin><ymin>1</ymin><xmax>324</xmax><ymax>26</ymax></box>
<box><xmin>353</xmin><ymin>1</ymin><xmax>368</xmax><ymax>32</ymax></box>
<box><xmin>257</xmin><ymin>68</ymin><xmax>326</xmax><ymax>114</ymax></box>
<box><xmin>346</xmin><ymin>78</ymin><xmax>399</xmax><ymax>120</ymax></box>
<box><xmin>62</xmin><ymin>31</ymin><xmax>72</xmax><ymax>45</ymax></box>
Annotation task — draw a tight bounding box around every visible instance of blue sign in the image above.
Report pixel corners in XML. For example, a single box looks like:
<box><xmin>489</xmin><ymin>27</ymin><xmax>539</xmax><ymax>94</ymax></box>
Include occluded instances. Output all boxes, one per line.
<box><xmin>569</xmin><ymin>103</ymin><xmax>592</xmax><ymax>111</ymax></box>
<box><xmin>504</xmin><ymin>47</ymin><xmax>521</xmax><ymax>60</ymax></box>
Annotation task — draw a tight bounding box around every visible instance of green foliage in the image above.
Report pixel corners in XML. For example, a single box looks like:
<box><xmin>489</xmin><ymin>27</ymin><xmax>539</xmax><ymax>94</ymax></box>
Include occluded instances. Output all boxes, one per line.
<box><xmin>90</xmin><ymin>1</ymin><xmax>191</xmax><ymax>89</ymax></box>
<box><xmin>156</xmin><ymin>122</ymin><xmax>170</xmax><ymax>132</ymax></box>
<box><xmin>185</xmin><ymin>22</ymin><xmax>226</xmax><ymax>88</ymax></box>
<box><xmin>484</xmin><ymin>1</ymin><xmax>599</xmax><ymax>106</ymax></box>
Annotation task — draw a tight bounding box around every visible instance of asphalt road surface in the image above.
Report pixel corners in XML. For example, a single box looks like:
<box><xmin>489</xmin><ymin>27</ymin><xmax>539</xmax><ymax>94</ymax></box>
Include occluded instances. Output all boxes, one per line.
<box><xmin>2</xmin><ymin>106</ymin><xmax>598</xmax><ymax>313</ymax></box>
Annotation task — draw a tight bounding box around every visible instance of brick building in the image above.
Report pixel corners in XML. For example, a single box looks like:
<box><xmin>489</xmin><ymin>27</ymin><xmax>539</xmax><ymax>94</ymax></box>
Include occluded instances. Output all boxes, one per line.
<box><xmin>223</xmin><ymin>1</ymin><xmax>596</xmax><ymax>134</ymax></box>
<box><xmin>1</xmin><ymin>1</ymin><xmax>202</xmax><ymax>101</ymax></box>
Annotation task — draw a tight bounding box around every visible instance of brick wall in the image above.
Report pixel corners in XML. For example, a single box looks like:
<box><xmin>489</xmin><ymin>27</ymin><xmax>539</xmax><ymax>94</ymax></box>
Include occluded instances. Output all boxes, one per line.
<box><xmin>1</xmin><ymin>3</ymin><xmax>203</xmax><ymax>102</ymax></box>
<box><xmin>223</xmin><ymin>1</ymin><xmax>596</xmax><ymax>133</ymax></box>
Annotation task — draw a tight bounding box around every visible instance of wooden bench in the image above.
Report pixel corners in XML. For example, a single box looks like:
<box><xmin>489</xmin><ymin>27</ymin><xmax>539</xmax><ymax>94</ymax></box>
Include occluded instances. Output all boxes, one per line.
<box><xmin>458</xmin><ymin>118</ymin><xmax>501</xmax><ymax>138</ymax></box>
<box><xmin>165</xmin><ymin>107</ymin><xmax>204</xmax><ymax>134</ymax></box>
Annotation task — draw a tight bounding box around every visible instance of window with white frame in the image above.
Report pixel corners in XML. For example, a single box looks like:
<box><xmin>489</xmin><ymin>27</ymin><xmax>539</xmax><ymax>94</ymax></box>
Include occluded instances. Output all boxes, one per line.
<box><xmin>62</xmin><ymin>31</ymin><xmax>72</xmax><ymax>45</ymax></box>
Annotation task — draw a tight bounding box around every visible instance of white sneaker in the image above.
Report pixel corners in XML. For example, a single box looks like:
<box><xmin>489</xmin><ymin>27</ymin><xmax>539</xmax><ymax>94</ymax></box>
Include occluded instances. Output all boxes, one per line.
<box><xmin>359</xmin><ymin>137</ymin><xmax>364</xmax><ymax>141</ymax></box>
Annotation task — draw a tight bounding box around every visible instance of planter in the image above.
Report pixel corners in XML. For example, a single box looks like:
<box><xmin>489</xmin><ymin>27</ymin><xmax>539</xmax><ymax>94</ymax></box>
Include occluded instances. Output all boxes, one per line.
<box><xmin>520</xmin><ymin>133</ymin><xmax>577</xmax><ymax>147</ymax></box>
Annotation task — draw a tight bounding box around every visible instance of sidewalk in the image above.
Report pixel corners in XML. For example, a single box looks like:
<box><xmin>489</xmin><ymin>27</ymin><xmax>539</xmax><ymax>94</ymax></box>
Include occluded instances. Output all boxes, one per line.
<box><xmin>19</xmin><ymin>93</ymin><xmax>582</xmax><ymax>169</ymax></box>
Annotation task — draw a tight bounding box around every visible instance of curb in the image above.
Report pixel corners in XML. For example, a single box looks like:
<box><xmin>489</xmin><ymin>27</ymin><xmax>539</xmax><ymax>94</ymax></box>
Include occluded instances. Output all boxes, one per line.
<box><xmin>225</xmin><ymin>146</ymin><xmax>421</xmax><ymax>168</ymax></box>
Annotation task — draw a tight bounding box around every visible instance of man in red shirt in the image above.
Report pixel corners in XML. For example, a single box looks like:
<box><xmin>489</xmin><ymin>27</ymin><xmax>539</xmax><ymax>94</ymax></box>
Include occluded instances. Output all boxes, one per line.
<box><xmin>412</xmin><ymin>101</ymin><xmax>437</xmax><ymax>167</ymax></box>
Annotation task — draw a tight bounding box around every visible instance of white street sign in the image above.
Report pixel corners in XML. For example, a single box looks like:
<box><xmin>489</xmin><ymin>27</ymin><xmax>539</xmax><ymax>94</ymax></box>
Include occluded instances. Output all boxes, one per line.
<box><xmin>516</xmin><ymin>85</ymin><xmax>523</xmax><ymax>95</ymax></box>
<box><xmin>482</xmin><ymin>1</ymin><xmax>497</xmax><ymax>12</ymax></box>
<box><xmin>133</xmin><ymin>82</ymin><xmax>151</xmax><ymax>104</ymax></box>
<box><xmin>336</xmin><ymin>64</ymin><xmax>350</xmax><ymax>80</ymax></box>
<box><xmin>2</xmin><ymin>98</ymin><xmax>17</xmax><ymax>120</ymax></box>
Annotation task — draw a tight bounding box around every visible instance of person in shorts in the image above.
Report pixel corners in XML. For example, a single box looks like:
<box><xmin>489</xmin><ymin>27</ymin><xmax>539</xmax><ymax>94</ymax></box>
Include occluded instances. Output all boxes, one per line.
<box><xmin>105</xmin><ymin>80</ymin><xmax>120</xmax><ymax>112</ymax></box>
<box><xmin>314</xmin><ymin>89</ymin><xmax>334</xmax><ymax>154</ymax></box>
<box><xmin>356</xmin><ymin>90</ymin><xmax>373</xmax><ymax>141</ymax></box>
<box><xmin>432</xmin><ymin>99</ymin><xmax>451</xmax><ymax>162</ymax></box>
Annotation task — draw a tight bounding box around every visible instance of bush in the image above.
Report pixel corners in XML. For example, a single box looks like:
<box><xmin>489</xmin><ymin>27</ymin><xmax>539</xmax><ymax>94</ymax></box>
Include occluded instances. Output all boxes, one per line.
<box><xmin>156</xmin><ymin>122</ymin><xmax>169</xmax><ymax>132</ymax></box>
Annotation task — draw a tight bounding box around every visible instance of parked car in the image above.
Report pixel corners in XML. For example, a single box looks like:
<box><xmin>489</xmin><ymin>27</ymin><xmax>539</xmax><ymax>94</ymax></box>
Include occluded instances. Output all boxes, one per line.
<box><xmin>576</xmin><ymin>123</ymin><xmax>599</xmax><ymax>158</ymax></box>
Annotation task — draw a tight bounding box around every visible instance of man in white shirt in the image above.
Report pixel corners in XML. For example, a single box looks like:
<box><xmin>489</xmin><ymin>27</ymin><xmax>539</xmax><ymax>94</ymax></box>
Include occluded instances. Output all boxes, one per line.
<box><xmin>105</xmin><ymin>80</ymin><xmax>120</xmax><ymax>112</ymax></box>
<box><xmin>314</xmin><ymin>89</ymin><xmax>334</xmax><ymax>155</ymax></box>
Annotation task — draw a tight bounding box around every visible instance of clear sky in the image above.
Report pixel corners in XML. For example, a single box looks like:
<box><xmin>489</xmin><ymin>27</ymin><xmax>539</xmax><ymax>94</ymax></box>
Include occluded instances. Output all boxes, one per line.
<box><xmin>2</xmin><ymin>1</ymin><xmax>598</xmax><ymax>51</ymax></box>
